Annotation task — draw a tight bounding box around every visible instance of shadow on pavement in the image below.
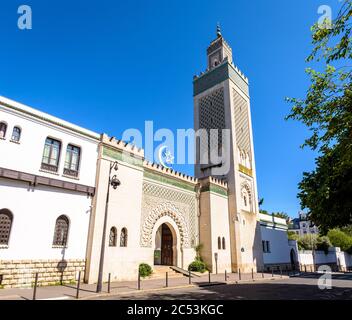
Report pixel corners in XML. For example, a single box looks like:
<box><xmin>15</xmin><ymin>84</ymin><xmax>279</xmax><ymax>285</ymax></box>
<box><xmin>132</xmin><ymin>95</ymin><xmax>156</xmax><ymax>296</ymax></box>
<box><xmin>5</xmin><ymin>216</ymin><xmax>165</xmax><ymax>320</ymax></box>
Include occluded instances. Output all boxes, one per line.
<box><xmin>107</xmin><ymin>273</ymin><xmax>352</xmax><ymax>300</ymax></box>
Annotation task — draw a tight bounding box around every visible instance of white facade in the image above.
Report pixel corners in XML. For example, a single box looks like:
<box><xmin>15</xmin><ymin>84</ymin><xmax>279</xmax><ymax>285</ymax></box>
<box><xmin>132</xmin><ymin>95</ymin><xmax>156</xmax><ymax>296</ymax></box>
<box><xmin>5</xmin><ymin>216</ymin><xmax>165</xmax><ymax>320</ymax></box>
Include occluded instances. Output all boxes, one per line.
<box><xmin>289</xmin><ymin>212</ymin><xmax>319</xmax><ymax>236</ymax></box>
<box><xmin>193</xmin><ymin>28</ymin><xmax>263</xmax><ymax>272</ymax></box>
<box><xmin>0</xmin><ymin>96</ymin><xmax>99</xmax><ymax>287</ymax></box>
<box><xmin>0</xmin><ymin>29</ymin><xmax>276</xmax><ymax>288</ymax></box>
<box><xmin>259</xmin><ymin>213</ymin><xmax>291</xmax><ymax>268</ymax></box>
<box><xmin>289</xmin><ymin>241</ymin><xmax>352</xmax><ymax>271</ymax></box>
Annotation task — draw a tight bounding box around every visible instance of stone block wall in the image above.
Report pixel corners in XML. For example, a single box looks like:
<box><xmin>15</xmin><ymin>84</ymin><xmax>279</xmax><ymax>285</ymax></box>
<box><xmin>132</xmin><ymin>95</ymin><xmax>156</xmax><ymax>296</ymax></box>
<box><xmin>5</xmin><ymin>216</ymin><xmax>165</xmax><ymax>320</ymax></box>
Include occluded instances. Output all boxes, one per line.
<box><xmin>0</xmin><ymin>259</ymin><xmax>85</xmax><ymax>288</ymax></box>
<box><xmin>263</xmin><ymin>263</ymin><xmax>293</xmax><ymax>272</ymax></box>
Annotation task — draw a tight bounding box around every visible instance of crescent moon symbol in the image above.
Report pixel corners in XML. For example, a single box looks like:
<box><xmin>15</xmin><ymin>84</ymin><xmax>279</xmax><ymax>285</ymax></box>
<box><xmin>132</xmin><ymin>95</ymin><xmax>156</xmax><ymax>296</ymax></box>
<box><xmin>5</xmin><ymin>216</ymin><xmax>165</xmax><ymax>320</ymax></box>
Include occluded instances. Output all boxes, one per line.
<box><xmin>158</xmin><ymin>146</ymin><xmax>171</xmax><ymax>169</ymax></box>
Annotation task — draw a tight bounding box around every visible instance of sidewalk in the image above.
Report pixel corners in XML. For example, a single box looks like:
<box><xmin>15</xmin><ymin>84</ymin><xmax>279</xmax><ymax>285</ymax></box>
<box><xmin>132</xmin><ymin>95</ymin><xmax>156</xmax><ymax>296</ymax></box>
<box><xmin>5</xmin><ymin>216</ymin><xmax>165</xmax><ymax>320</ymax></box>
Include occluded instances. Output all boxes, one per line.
<box><xmin>0</xmin><ymin>271</ymin><xmax>289</xmax><ymax>300</ymax></box>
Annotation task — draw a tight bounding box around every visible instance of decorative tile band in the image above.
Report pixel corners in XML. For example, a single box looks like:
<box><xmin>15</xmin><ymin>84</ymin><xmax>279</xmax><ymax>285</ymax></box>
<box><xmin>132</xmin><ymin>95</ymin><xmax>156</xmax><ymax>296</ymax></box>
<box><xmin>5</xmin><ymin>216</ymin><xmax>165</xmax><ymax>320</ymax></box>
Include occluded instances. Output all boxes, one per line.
<box><xmin>200</xmin><ymin>184</ymin><xmax>228</xmax><ymax>197</ymax></box>
<box><xmin>239</xmin><ymin>164</ymin><xmax>253</xmax><ymax>177</ymax></box>
<box><xmin>143</xmin><ymin>170</ymin><xmax>196</xmax><ymax>192</ymax></box>
<box><xmin>193</xmin><ymin>62</ymin><xmax>249</xmax><ymax>97</ymax></box>
<box><xmin>102</xmin><ymin>146</ymin><xmax>144</xmax><ymax>167</ymax></box>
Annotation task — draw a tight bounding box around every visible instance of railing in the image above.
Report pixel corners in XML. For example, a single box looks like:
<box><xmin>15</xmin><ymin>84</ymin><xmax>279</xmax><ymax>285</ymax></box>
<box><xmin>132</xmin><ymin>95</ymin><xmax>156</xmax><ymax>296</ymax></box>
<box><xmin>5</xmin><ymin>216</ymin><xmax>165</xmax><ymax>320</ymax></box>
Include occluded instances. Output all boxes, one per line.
<box><xmin>40</xmin><ymin>163</ymin><xmax>58</xmax><ymax>173</ymax></box>
<box><xmin>63</xmin><ymin>168</ymin><xmax>79</xmax><ymax>178</ymax></box>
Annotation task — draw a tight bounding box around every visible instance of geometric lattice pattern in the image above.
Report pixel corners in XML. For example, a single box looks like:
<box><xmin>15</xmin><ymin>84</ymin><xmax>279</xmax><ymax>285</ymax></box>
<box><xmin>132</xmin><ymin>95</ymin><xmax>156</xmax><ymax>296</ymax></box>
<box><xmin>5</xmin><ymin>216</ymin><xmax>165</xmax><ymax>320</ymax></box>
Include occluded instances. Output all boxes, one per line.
<box><xmin>0</xmin><ymin>210</ymin><xmax>12</xmax><ymax>245</ymax></box>
<box><xmin>199</xmin><ymin>88</ymin><xmax>225</xmax><ymax>163</ymax></box>
<box><xmin>52</xmin><ymin>215</ymin><xmax>69</xmax><ymax>246</ymax></box>
<box><xmin>140</xmin><ymin>181</ymin><xmax>197</xmax><ymax>249</ymax></box>
<box><xmin>233</xmin><ymin>89</ymin><xmax>252</xmax><ymax>163</ymax></box>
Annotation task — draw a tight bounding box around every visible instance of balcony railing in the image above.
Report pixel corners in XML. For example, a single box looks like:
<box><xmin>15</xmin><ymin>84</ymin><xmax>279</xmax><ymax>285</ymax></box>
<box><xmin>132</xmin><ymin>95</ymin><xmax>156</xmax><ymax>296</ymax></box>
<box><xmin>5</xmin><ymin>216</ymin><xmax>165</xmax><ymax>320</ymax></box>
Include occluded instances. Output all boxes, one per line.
<box><xmin>41</xmin><ymin>162</ymin><xmax>58</xmax><ymax>173</ymax></box>
<box><xmin>63</xmin><ymin>168</ymin><xmax>79</xmax><ymax>178</ymax></box>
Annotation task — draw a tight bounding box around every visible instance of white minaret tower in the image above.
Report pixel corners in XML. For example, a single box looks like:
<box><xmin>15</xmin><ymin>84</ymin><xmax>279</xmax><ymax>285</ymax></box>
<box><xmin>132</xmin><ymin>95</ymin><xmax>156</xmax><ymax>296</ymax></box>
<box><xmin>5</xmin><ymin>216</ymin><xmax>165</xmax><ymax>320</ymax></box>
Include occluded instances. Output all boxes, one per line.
<box><xmin>194</xmin><ymin>26</ymin><xmax>263</xmax><ymax>272</ymax></box>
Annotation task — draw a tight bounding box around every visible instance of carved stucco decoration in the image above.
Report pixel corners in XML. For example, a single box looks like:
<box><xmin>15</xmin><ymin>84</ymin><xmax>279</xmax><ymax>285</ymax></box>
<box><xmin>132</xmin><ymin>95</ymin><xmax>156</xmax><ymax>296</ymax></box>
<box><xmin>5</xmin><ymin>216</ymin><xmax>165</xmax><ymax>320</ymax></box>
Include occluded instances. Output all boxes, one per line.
<box><xmin>140</xmin><ymin>202</ymin><xmax>190</xmax><ymax>248</ymax></box>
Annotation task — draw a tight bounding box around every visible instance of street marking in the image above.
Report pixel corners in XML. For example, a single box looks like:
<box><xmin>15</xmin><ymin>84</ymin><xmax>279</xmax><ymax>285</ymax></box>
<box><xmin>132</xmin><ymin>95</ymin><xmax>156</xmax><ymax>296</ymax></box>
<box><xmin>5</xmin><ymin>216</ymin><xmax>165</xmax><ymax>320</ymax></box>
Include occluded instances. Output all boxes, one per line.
<box><xmin>39</xmin><ymin>296</ymin><xmax>70</xmax><ymax>300</ymax></box>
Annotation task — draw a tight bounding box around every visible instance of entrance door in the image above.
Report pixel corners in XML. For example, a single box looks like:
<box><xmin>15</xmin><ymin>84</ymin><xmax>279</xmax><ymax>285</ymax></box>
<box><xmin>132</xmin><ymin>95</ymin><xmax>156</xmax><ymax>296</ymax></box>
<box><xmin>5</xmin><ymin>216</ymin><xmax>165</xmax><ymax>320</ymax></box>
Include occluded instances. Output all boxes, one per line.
<box><xmin>161</xmin><ymin>224</ymin><xmax>173</xmax><ymax>265</ymax></box>
<box><xmin>290</xmin><ymin>249</ymin><xmax>297</xmax><ymax>271</ymax></box>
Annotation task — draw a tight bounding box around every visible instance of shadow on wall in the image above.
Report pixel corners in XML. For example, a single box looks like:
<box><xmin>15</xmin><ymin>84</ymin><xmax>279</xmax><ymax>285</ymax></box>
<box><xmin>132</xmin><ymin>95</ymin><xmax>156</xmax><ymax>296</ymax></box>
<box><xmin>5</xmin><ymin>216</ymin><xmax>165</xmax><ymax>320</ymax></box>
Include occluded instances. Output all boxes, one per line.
<box><xmin>252</xmin><ymin>220</ymin><xmax>264</xmax><ymax>271</ymax></box>
<box><xmin>57</xmin><ymin>248</ymin><xmax>68</xmax><ymax>284</ymax></box>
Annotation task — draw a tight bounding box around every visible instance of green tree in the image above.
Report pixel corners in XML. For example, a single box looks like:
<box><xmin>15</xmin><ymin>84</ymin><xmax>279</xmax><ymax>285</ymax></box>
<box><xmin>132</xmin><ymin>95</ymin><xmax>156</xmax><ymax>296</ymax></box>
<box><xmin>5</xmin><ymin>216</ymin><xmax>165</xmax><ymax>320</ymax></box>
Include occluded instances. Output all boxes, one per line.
<box><xmin>316</xmin><ymin>236</ymin><xmax>332</xmax><ymax>254</ymax></box>
<box><xmin>297</xmin><ymin>234</ymin><xmax>318</xmax><ymax>250</ymax></box>
<box><xmin>327</xmin><ymin>229</ymin><xmax>352</xmax><ymax>252</ymax></box>
<box><xmin>286</xmin><ymin>1</ymin><xmax>352</xmax><ymax>232</ymax></box>
<box><xmin>341</xmin><ymin>225</ymin><xmax>352</xmax><ymax>237</ymax></box>
<box><xmin>272</xmin><ymin>212</ymin><xmax>290</xmax><ymax>222</ymax></box>
<box><xmin>287</xmin><ymin>231</ymin><xmax>299</xmax><ymax>241</ymax></box>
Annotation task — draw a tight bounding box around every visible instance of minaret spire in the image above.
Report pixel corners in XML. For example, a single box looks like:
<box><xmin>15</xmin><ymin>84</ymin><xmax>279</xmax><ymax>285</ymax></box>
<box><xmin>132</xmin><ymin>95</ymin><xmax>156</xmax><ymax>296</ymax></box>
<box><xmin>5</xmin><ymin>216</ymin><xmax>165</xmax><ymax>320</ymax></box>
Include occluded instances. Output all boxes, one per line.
<box><xmin>216</xmin><ymin>23</ymin><xmax>222</xmax><ymax>37</ymax></box>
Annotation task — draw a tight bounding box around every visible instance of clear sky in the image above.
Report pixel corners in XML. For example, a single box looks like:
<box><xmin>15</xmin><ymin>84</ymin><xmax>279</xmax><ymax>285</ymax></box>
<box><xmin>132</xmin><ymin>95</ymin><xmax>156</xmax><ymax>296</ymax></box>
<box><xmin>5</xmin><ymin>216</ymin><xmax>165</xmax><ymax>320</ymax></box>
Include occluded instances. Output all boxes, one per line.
<box><xmin>0</xmin><ymin>0</ymin><xmax>341</xmax><ymax>217</ymax></box>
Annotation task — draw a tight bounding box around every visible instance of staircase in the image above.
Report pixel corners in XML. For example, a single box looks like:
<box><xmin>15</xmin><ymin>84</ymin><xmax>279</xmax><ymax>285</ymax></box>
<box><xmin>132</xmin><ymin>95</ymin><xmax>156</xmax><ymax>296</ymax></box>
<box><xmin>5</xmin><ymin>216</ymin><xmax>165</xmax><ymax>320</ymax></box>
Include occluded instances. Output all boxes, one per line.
<box><xmin>148</xmin><ymin>266</ymin><xmax>185</xmax><ymax>279</ymax></box>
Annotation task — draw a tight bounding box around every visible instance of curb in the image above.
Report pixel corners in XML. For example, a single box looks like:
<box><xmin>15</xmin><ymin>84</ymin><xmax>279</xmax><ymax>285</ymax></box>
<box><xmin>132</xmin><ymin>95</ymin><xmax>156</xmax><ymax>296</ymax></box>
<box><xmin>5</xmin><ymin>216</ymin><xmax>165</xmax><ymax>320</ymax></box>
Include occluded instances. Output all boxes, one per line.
<box><xmin>0</xmin><ymin>294</ymin><xmax>23</xmax><ymax>300</ymax></box>
<box><xmin>79</xmin><ymin>276</ymin><xmax>288</xmax><ymax>300</ymax></box>
<box><xmin>79</xmin><ymin>284</ymin><xmax>196</xmax><ymax>300</ymax></box>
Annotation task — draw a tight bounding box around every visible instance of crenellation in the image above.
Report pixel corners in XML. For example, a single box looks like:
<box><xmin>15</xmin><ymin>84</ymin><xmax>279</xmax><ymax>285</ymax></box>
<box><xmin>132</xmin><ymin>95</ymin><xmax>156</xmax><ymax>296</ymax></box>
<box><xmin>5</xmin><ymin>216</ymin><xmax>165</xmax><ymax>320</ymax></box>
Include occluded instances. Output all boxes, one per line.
<box><xmin>101</xmin><ymin>133</ymin><xmax>145</xmax><ymax>158</ymax></box>
<box><xmin>143</xmin><ymin>159</ymin><xmax>199</xmax><ymax>185</ymax></box>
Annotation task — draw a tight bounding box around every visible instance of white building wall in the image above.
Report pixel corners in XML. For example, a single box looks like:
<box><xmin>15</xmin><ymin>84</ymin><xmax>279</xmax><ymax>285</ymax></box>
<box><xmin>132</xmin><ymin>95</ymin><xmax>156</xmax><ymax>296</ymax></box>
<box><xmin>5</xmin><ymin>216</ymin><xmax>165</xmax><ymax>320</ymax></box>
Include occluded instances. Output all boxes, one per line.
<box><xmin>0</xmin><ymin>97</ymin><xmax>99</xmax><ymax>187</ymax></box>
<box><xmin>85</xmin><ymin>151</ymin><xmax>146</xmax><ymax>283</ymax></box>
<box><xmin>260</xmin><ymin>225</ymin><xmax>290</xmax><ymax>265</ymax></box>
<box><xmin>0</xmin><ymin>96</ymin><xmax>99</xmax><ymax>288</ymax></box>
<box><xmin>0</xmin><ymin>179</ymin><xmax>91</xmax><ymax>260</ymax></box>
<box><xmin>296</xmin><ymin>247</ymin><xmax>352</xmax><ymax>270</ymax></box>
<box><xmin>208</xmin><ymin>191</ymin><xmax>232</xmax><ymax>273</ymax></box>
<box><xmin>259</xmin><ymin>214</ymin><xmax>291</xmax><ymax>267</ymax></box>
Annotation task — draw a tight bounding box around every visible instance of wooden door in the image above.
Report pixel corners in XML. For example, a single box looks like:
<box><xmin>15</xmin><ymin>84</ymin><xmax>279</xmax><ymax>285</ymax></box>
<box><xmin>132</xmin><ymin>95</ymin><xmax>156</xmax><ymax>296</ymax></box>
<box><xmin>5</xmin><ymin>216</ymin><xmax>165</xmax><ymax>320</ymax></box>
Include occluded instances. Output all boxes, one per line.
<box><xmin>161</xmin><ymin>224</ymin><xmax>173</xmax><ymax>265</ymax></box>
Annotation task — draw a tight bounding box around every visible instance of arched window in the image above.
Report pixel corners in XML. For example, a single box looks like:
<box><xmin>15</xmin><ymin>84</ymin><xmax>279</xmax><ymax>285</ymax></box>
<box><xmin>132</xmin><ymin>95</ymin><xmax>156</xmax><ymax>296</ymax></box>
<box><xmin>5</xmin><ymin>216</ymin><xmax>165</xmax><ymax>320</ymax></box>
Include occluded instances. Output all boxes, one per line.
<box><xmin>222</xmin><ymin>237</ymin><xmax>226</xmax><ymax>250</ymax></box>
<box><xmin>0</xmin><ymin>122</ymin><xmax>7</xmax><ymax>139</ymax></box>
<box><xmin>241</xmin><ymin>183</ymin><xmax>252</xmax><ymax>212</ymax></box>
<box><xmin>218</xmin><ymin>236</ymin><xmax>221</xmax><ymax>250</ymax></box>
<box><xmin>52</xmin><ymin>215</ymin><xmax>69</xmax><ymax>246</ymax></box>
<box><xmin>109</xmin><ymin>227</ymin><xmax>117</xmax><ymax>247</ymax></box>
<box><xmin>120</xmin><ymin>228</ymin><xmax>128</xmax><ymax>247</ymax></box>
<box><xmin>11</xmin><ymin>126</ymin><xmax>21</xmax><ymax>142</ymax></box>
<box><xmin>0</xmin><ymin>209</ymin><xmax>13</xmax><ymax>245</ymax></box>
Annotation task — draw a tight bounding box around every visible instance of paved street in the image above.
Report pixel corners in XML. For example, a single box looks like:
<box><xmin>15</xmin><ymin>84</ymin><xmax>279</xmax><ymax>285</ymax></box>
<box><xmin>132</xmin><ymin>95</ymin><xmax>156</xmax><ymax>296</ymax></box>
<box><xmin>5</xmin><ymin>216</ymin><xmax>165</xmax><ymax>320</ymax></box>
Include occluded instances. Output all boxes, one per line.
<box><xmin>99</xmin><ymin>273</ymin><xmax>352</xmax><ymax>300</ymax></box>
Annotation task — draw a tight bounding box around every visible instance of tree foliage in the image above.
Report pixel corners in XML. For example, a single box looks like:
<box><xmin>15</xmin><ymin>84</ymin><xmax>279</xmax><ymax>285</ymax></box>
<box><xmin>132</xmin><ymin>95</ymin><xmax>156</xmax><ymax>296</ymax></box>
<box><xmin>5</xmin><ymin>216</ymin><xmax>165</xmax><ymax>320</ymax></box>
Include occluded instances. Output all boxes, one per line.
<box><xmin>286</xmin><ymin>1</ymin><xmax>352</xmax><ymax>231</ymax></box>
<box><xmin>287</xmin><ymin>231</ymin><xmax>299</xmax><ymax>241</ymax></box>
<box><xmin>297</xmin><ymin>234</ymin><xmax>318</xmax><ymax>250</ymax></box>
<box><xmin>327</xmin><ymin>229</ymin><xmax>352</xmax><ymax>252</ymax></box>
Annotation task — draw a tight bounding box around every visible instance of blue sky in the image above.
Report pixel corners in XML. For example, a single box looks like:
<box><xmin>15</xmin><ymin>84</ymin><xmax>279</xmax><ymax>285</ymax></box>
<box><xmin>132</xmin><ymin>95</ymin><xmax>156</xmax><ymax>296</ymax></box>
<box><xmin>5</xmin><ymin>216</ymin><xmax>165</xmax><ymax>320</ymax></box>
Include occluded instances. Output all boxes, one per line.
<box><xmin>0</xmin><ymin>0</ymin><xmax>341</xmax><ymax>217</ymax></box>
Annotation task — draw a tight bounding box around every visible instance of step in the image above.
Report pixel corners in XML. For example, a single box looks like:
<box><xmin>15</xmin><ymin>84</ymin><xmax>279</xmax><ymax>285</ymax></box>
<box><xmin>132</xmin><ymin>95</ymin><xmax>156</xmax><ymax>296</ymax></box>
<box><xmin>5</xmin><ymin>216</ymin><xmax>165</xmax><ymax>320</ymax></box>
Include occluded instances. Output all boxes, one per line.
<box><xmin>147</xmin><ymin>266</ymin><xmax>185</xmax><ymax>279</ymax></box>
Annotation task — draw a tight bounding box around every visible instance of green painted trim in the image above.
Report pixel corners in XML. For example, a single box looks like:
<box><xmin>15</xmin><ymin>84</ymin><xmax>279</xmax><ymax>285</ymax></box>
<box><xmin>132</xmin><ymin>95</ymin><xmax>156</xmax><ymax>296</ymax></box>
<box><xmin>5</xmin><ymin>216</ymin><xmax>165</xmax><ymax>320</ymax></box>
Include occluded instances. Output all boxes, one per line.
<box><xmin>193</xmin><ymin>62</ymin><xmax>249</xmax><ymax>97</ymax></box>
<box><xmin>102</xmin><ymin>146</ymin><xmax>143</xmax><ymax>167</ymax></box>
<box><xmin>1</xmin><ymin>102</ymin><xmax>99</xmax><ymax>140</ymax></box>
<box><xmin>143</xmin><ymin>170</ymin><xmax>196</xmax><ymax>192</ymax></box>
<box><xmin>201</xmin><ymin>184</ymin><xmax>228</xmax><ymax>197</ymax></box>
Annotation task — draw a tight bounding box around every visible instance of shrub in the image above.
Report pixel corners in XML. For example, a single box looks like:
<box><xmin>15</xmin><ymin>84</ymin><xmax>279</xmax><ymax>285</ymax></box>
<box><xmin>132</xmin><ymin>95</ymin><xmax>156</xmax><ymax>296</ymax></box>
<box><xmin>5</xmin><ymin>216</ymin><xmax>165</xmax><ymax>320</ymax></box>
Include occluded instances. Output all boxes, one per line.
<box><xmin>195</xmin><ymin>243</ymin><xmax>204</xmax><ymax>261</ymax></box>
<box><xmin>297</xmin><ymin>234</ymin><xmax>318</xmax><ymax>250</ymax></box>
<box><xmin>316</xmin><ymin>236</ymin><xmax>332</xmax><ymax>254</ymax></box>
<box><xmin>287</xmin><ymin>231</ymin><xmax>299</xmax><ymax>241</ymax></box>
<box><xmin>327</xmin><ymin>229</ymin><xmax>352</xmax><ymax>252</ymax></box>
<box><xmin>139</xmin><ymin>263</ymin><xmax>153</xmax><ymax>278</ymax></box>
<box><xmin>188</xmin><ymin>260</ymin><xmax>206</xmax><ymax>273</ymax></box>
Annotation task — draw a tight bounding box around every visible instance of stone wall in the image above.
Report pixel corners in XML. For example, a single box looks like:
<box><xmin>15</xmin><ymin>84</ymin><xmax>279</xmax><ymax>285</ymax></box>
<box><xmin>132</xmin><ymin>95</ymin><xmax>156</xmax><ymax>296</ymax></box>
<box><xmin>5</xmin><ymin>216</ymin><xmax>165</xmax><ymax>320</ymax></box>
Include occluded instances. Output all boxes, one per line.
<box><xmin>0</xmin><ymin>259</ymin><xmax>85</xmax><ymax>288</ymax></box>
<box><xmin>263</xmin><ymin>263</ymin><xmax>293</xmax><ymax>272</ymax></box>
